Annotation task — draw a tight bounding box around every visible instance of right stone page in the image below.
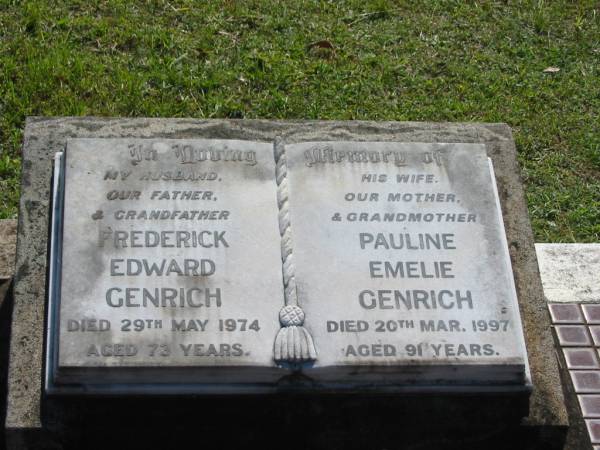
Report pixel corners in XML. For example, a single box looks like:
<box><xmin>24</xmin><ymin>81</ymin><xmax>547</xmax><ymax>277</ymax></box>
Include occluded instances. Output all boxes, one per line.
<box><xmin>284</xmin><ymin>141</ymin><xmax>530</xmax><ymax>389</ymax></box>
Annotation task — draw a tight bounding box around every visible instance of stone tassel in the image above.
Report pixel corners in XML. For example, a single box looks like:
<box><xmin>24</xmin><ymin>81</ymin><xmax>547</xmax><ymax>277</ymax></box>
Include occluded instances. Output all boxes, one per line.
<box><xmin>273</xmin><ymin>137</ymin><xmax>317</xmax><ymax>363</ymax></box>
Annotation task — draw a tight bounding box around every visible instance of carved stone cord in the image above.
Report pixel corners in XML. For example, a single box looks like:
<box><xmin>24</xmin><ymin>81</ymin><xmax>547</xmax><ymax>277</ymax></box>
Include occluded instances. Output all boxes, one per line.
<box><xmin>273</xmin><ymin>137</ymin><xmax>317</xmax><ymax>363</ymax></box>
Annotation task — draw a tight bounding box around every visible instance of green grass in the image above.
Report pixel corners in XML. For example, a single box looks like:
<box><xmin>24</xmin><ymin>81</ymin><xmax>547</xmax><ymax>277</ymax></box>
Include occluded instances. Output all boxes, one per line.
<box><xmin>0</xmin><ymin>0</ymin><xmax>598</xmax><ymax>241</ymax></box>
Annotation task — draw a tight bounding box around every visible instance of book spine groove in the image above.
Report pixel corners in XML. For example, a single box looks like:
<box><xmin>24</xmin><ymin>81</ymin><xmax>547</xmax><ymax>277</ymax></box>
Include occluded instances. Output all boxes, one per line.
<box><xmin>272</xmin><ymin>137</ymin><xmax>317</xmax><ymax>364</ymax></box>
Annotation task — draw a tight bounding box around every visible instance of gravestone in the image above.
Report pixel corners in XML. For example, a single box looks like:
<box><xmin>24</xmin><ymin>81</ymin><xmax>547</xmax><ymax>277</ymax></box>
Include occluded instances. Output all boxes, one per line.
<box><xmin>47</xmin><ymin>137</ymin><xmax>528</xmax><ymax>392</ymax></box>
<box><xmin>285</xmin><ymin>141</ymin><xmax>527</xmax><ymax>386</ymax></box>
<box><xmin>7</xmin><ymin>118</ymin><xmax>567</xmax><ymax>449</ymax></box>
<box><xmin>49</xmin><ymin>139</ymin><xmax>284</xmax><ymax>390</ymax></box>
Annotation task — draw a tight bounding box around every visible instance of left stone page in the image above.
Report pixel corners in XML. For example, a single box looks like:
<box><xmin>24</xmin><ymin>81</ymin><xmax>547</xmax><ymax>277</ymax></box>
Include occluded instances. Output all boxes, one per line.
<box><xmin>53</xmin><ymin>139</ymin><xmax>284</xmax><ymax>388</ymax></box>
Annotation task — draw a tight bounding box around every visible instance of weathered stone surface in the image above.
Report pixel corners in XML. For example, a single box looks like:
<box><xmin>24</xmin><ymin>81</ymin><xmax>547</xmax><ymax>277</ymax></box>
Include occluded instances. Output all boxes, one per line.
<box><xmin>52</xmin><ymin>139</ymin><xmax>283</xmax><ymax>387</ymax></box>
<box><xmin>536</xmin><ymin>244</ymin><xmax>600</xmax><ymax>303</ymax></box>
<box><xmin>0</xmin><ymin>219</ymin><xmax>17</xmax><ymax>281</ymax></box>
<box><xmin>0</xmin><ymin>279</ymin><xmax>14</xmax><ymax>450</ymax></box>
<box><xmin>286</xmin><ymin>141</ymin><xmax>528</xmax><ymax>385</ymax></box>
<box><xmin>7</xmin><ymin>118</ymin><xmax>567</xmax><ymax>448</ymax></box>
<box><xmin>50</xmin><ymin>138</ymin><xmax>529</xmax><ymax>390</ymax></box>
<box><xmin>0</xmin><ymin>219</ymin><xmax>16</xmax><ymax>450</ymax></box>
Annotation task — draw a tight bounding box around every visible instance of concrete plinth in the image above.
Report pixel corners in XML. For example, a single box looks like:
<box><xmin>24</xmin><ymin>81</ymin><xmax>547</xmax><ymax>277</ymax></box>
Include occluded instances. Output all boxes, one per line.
<box><xmin>6</xmin><ymin>118</ymin><xmax>567</xmax><ymax>449</ymax></box>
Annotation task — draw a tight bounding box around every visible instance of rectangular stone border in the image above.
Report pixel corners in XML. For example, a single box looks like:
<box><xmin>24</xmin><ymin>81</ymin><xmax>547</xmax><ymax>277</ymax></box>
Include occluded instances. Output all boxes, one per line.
<box><xmin>536</xmin><ymin>244</ymin><xmax>600</xmax><ymax>303</ymax></box>
<box><xmin>0</xmin><ymin>219</ymin><xmax>17</xmax><ymax>282</ymax></box>
<box><xmin>6</xmin><ymin>118</ymin><xmax>567</xmax><ymax>443</ymax></box>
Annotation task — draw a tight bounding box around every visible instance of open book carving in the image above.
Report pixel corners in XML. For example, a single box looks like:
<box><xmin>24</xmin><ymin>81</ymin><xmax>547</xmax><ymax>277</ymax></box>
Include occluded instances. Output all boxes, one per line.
<box><xmin>46</xmin><ymin>137</ymin><xmax>529</xmax><ymax>394</ymax></box>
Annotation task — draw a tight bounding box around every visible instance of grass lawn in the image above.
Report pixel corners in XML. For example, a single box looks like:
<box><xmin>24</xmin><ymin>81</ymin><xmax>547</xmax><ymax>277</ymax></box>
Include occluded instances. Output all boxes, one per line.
<box><xmin>0</xmin><ymin>0</ymin><xmax>598</xmax><ymax>241</ymax></box>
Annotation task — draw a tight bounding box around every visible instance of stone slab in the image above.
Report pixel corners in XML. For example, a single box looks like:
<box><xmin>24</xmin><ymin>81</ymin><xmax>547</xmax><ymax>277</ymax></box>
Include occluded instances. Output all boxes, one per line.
<box><xmin>49</xmin><ymin>137</ymin><xmax>529</xmax><ymax>391</ymax></box>
<box><xmin>51</xmin><ymin>139</ymin><xmax>283</xmax><ymax>387</ymax></box>
<box><xmin>6</xmin><ymin>118</ymin><xmax>567</xmax><ymax>448</ymax></box>
<box><xmin>536</xmin><ymin>244</ymin><xmax>600</xmax><ymax>303</ymax></box>
<box><xmin>0</xmin><ymin>219</ymin><xmax>17</xmax><ymax>281</ymax></box>
<box><xmin>285</xmin><ymin>141</ymin><xmax>528</xmax><ymax>385</ymax></box>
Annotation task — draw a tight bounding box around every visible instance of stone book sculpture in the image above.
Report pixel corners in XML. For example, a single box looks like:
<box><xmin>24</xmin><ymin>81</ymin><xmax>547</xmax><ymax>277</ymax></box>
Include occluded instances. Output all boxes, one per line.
<box><xmin>45</xmin><ymin>137</ymin><xmax>530</xmax><ymax>394</ymax></box>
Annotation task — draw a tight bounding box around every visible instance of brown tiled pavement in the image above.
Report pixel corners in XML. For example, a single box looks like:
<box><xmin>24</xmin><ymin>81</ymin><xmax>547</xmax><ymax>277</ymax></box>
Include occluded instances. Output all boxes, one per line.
<box><xmin>550</xmin><ymin>303</ymin><xmax>600</xmax><ymax>449</ymax></box>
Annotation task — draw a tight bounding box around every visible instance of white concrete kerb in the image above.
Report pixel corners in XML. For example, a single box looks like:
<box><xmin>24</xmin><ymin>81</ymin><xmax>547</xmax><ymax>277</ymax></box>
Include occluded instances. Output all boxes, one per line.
<box><xmin>536</xmin><ymin>244</ymin><xmax>600</xmax><ymax>303</ymax></box>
